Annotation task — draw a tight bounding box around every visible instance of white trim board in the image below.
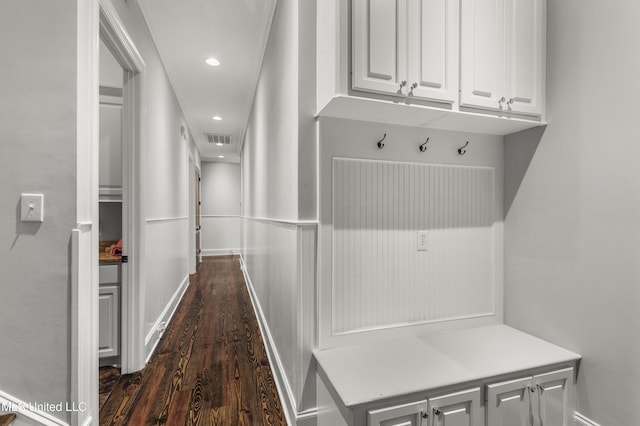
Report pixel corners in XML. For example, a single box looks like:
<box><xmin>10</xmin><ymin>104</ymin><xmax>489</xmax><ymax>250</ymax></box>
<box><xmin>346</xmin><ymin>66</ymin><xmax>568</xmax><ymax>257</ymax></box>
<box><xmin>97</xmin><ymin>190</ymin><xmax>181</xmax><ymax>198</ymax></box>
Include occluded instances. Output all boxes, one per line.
<box><xmin>144</xmin><ymin>275</ymin><xmax>190</xmax><ymax>363</ymax></box>
<box><xmin>238</xmin><ymin>255</ymin><xmax>319</xmax><ymax>426</ymax></box>
<box><xmin>202</xmin><ymin>248</ymin><xmax>241</xmax><ymax>257</ymax></box>
<box><xmin>574</xmin><ymin>413</ymin><xmax>603</xmax><ymax>426</ymax></box>
<box><xmin>0</xmin><ymin>389</ymin><xmax>70</xmax><ymax>426</ymax></box>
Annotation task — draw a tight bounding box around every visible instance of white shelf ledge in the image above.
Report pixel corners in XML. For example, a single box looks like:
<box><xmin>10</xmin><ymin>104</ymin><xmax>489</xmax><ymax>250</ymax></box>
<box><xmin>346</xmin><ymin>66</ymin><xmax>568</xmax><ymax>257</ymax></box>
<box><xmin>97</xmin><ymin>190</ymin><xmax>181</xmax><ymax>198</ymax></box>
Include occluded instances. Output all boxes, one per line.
<box><xmin>317</xmin><ymin>95</ymin><xmax>546</xmax><ymax>136</ymax></box>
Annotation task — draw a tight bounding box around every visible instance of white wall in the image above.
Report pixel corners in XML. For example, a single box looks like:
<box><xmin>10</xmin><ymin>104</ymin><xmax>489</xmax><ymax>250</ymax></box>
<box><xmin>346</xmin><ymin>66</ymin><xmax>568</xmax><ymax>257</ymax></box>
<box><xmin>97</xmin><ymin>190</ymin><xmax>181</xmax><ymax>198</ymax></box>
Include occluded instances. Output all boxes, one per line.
<box><xmin>504</xmin><ymin>1</ymin><xmax>640</xmax><ymax>425</ymax></box>
<box><xmin>241</xmin><ymin>0</ymin><xmax>318</xmax><ymax>421</ymax></box>
<box><xmin>0</xmin><ymin>1</ymin><xmax>85</xmax><ymax>423</ymax></box>
<box><xmin>108</xmin><ymin>0</ymin><xmax>200</xmax><ymax>360</ymax></box>
<box><xmin>201</xmin><ymin>161</ymin><xmax>242</xmax><ymax>255</ymax></box>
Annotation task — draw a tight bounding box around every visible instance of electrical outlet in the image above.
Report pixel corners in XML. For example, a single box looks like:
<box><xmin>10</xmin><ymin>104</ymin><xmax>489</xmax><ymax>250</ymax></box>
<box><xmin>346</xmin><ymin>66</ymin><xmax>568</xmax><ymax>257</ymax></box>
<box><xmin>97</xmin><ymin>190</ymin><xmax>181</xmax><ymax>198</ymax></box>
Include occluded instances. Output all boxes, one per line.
<box><xmin>417</xmin><ymin>230</ymin><xmax>428</xmax><ymax>251</ymax></box>
<box><xmin>21</xmin><ymin>193</ymin><xmax>44</xmax><ymax>223</ymax></box>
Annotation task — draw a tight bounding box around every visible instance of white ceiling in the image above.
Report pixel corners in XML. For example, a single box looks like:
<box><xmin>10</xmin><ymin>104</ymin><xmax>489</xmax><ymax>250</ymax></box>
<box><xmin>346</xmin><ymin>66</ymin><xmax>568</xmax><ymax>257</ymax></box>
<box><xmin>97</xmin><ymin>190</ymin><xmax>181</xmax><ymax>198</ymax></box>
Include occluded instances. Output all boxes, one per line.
<box><xmin>137</xmin><ymin>0</ymin><xmax>276</xmax><ymax>162</ymax></box>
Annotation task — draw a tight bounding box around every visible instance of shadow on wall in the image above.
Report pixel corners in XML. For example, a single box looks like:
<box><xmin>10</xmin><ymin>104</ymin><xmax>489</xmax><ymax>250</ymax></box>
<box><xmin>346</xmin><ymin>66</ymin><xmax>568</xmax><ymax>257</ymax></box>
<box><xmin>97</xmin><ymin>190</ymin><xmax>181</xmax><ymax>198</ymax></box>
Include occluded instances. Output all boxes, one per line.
<box><xmin>11</xmin><ymin>199</ymin><xmax>43</xmax><ymax>249</ymax></box>
<box><xmin>504</xmin><ymin>126</ymin><xmax>546</xmax><ymax>217</ymax></box>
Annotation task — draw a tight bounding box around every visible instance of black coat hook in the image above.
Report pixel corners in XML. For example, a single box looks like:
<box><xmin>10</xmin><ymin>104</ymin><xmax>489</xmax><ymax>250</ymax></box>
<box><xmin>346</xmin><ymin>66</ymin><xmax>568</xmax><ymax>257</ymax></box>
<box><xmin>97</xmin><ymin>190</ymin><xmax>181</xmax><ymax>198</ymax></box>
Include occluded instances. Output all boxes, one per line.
<box><xmin>377</xmin><ymin>133</ymin><xmax>387</xmax><ymax>149</ymax></box>
<box><xmin>419</xmin><ymin>137</ymin><xmax>430</xmax><ymax>152</ymax></box>
<box><xmin>458</xmin><ymin>141</ymin><xmax>469</xmax><ymax>155</ymax></box>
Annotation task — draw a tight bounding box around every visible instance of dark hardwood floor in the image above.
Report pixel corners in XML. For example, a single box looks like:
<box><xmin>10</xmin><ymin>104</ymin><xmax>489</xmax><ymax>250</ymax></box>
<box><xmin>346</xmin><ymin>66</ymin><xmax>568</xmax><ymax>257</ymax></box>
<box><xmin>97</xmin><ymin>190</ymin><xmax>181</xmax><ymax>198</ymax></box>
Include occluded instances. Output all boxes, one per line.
<box><xmin>99</xmin><ymin>255</ymin><xmax>287</xmax><ymax>425</ymax></box>
<box><xmin>99</xmin><ymin>366</ymin><xmax>121</xmax><ymax>409</ymax></box>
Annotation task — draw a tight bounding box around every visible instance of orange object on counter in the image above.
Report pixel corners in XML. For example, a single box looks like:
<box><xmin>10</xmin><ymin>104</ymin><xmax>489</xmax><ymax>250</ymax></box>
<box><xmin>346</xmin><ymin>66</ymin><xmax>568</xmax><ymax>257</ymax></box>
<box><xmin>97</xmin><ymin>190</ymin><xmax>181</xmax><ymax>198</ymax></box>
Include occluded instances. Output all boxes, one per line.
<box><xmin>110</xmin><ymin>239</ymin><xmax>122</xmax><ymax>256</ymax></box>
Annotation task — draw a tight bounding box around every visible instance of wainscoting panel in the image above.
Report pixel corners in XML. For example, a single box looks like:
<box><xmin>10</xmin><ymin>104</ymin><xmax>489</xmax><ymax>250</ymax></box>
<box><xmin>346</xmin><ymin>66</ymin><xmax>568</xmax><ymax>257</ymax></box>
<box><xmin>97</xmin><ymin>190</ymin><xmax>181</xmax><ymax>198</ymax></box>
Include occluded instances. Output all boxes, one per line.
<box><xmin>332</xmin><ymin>158</ymin><xmax>496</xmax><ymax>334</ymax></box>
<box><xmin>242</xmin><ymin>218</ymin><xmax>318</xmax><ymax>422</ymax></box>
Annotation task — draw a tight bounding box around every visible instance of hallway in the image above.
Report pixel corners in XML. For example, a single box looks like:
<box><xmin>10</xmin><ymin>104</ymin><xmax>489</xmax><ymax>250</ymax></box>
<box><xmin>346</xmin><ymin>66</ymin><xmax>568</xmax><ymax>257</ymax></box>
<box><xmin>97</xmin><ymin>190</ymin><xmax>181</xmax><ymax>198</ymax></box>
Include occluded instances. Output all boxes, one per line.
<box><xmin>99</xmin><ymin>255</ymin><xmax>287</xmax><ymax>425</ymax></box>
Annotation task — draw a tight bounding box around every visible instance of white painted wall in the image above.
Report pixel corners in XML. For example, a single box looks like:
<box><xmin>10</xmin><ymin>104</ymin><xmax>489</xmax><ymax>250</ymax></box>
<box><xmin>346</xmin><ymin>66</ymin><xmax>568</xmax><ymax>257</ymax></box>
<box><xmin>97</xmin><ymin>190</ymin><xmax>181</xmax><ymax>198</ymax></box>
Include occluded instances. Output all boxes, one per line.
<box><xmin>0</xmin><ymin>1</ymin><xmax>88</xmax><ymax>423</ymax></box>
<box><xmin>201</xmin><ymin>161</ymin><xmax>242</xmax><ymax>255</ymax></box>
<box><xmin>503</xmin><ymin>1</ymin><xmax>640</xmax><ymax>425</ymax></box>
<box><xmin>107</xmin><ymin>0</ymin><xmax>200</xmax><ymax>361</ymax></box>
<box><xmin>99</xmin><ymin>103</ymin><xmax>123</xmax><ymax>188</ymax></box>
<box><xmin>241</xmin><ymin>0</ymin><xmax>318</xmax><ymax>421</ymax></box>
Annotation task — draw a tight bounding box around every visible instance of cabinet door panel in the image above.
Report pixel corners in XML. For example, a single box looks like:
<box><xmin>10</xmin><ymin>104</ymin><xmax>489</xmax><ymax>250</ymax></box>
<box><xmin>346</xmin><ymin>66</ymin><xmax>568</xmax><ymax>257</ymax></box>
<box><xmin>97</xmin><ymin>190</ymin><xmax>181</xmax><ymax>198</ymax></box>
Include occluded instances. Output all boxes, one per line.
<box><xmin>460</xmin><ymin>0</ymin><xmax>504</xmax><ymax>110</ymax></box>
<box><xmin>353</xmin><ymin>0</ymin><xmax>407</xmax><ymax>95</ymax></box>
<box><xmin>487</xmin><ymin>377</ymin><xmax>531</xmax><ymax>426</ymax></box>
<box><xmin>367</xmin><ymin>400</ymin><xmax>426</xmax><ymax>426</ymax></box>
<box><xmin>99</xmin><ymin>285</ymin><xmax>120</xmax><ymax>358</ymax></box>
<box><xmin>407</xmin><ymin>0</ymin><xmax>458</xmax><ymax>103</ymax></box>
<box><xmin>504</xmin><ymin>0</ymin><xmax>544</xmax><ymax>115</ymax></box>
<box><xmin>428</xmin><ymin>388</ymin><xmax>481</xmax><ymax>426</ymax></box>
<box><xmin>533</xmin><ymin>368</ymin><xmax>573</xmax><ymax>426</ymax></box>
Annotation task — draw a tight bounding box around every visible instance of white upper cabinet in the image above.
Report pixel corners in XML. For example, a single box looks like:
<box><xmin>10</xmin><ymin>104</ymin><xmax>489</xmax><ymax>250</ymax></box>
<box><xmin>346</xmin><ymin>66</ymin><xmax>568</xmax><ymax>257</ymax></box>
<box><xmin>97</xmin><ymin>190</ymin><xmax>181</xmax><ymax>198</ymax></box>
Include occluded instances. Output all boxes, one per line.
<box><xmin>460</xmin><ymin>0</ymin><xmax>545</xmax><ymax>116</ymax></box>
<box><xmin>353</xmin><ymin>0</ymin><xmax>408</xmax><ymax>96</ymax></box>
<box><xmin>407</xmin><ymin>0</ymin><xmax>459</xmax><ymax>103</ymax></box>
<box><xmin>353</xmin><ymin>0</ymin><xmax>458</xmax><ymax>104</ymax></box>
<box><xmin>504</xmin><ymin>0</ymin><xmax>545</xmax><ymax>116</ymax></box>
<box><xmin>318</xmin><ymin>0</ymin><xmax>547</xmax><ymax>134</ymax></box>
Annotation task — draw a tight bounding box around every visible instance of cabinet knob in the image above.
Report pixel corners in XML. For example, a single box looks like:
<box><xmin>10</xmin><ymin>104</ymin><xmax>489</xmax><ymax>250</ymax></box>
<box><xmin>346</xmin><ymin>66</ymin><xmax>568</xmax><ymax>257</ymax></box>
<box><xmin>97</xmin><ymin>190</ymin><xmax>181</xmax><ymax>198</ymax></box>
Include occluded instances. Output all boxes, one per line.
<box><xmin>420</xmin><ymin>410</ymin><xmax>428</xmax><ymax>419</ymax></box>
<box><xmin>433</xmin><ymin>408</ymin><xmax>442</xmax><ymax>416</ymax></box>
<box><xmin>400</xmin><ymin>80</ymin><xmax>407</xmax><ymax>88</ymax></box>
<box><xmin>411</xmin><ymin>82</ymin><xmax>418</xmax><ymax>90</ymax></box>
<box><xmin>508</xmin><ymin>98</ymin><xmax>515</xmax><ymax>105</ymax></box>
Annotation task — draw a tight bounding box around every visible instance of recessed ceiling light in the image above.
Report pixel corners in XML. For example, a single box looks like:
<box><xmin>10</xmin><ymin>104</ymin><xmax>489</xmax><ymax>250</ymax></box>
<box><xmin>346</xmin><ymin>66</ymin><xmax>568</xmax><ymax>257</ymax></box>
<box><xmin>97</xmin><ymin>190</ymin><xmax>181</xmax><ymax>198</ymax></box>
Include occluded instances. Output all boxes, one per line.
<box><xmin>212</xmin><ymin>115</ymin><xmax>222</xmax><ymax>121</ymax></box>
<box><xmin>216</xmin><ymin>142</ymin><xmax>223</xmax><ymax>146</ymax></box>
<box><xmin>205</xmin><ymin>57</ymin><xmax>220</xmax><ymax>67</ymax></box>
<box><xmin>218</xmin><ymin>155</ymin><xmax>225</xmax><ymax>159</ymax></box>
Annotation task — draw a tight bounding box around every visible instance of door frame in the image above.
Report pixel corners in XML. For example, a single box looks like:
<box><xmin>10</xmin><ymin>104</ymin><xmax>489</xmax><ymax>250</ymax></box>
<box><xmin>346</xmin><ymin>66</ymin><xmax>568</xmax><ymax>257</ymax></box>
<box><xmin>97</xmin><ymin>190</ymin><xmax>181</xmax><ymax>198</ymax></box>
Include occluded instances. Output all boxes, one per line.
<box><xmin>99</xmin><ymin>0</ymin><xmax>147</xmax><ymax>374</ymax></box>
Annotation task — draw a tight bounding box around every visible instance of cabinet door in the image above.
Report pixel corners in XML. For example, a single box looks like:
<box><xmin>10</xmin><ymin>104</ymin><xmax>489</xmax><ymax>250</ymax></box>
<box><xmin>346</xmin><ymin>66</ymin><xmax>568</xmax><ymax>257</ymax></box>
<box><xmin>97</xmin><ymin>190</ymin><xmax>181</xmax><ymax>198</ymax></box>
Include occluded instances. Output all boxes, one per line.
<box><xmin>486</xmin><ymin>376</ymin><xmax>532</xmax><ymax>426</ymax></box>
<box><xmin>503</xmin><ymin>0</ymin><xmax>544</xmax><ymax>116</ymax></box>
<box><xmin>406</xmin><ymin>0</ymin><xmax>459</xmax><ymax>104</ymax></box>
<box><xmin>427</xmin><ymin>388</ymin><xmax>482</xmax><ymax>426</ymax></box>
<box><xmin>353</xmin><ymin>0</ymin><xmax>408</xmax><ymax>96</ymax></box>
<box><xmin>99</xmin><ymin>285</ymin><xmax>120</xmax><ymax>358</ymax></box>
<box><xmin>532</xmin><ymin>368</ymin><xmax>574</xmax><ymax>426</ymax></box>
<box><xmin>460</xmin><ymin>0</ymin><xmax>504</xmax><ymax>111</ymax></box>
<box><xmin>367</xmin><ymin>399</ymin><xmax>427</xmax><ymax>426</ymax></box>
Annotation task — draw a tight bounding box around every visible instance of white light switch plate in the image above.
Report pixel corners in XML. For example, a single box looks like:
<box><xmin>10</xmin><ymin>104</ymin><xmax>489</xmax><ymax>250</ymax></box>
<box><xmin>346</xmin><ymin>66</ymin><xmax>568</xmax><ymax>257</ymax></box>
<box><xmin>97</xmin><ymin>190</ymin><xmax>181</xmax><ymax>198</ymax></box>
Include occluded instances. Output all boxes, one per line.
<box><xmin>21</xmin><ymin>193</ymin><xmax>44</xmax><ymax>222</ymax></box>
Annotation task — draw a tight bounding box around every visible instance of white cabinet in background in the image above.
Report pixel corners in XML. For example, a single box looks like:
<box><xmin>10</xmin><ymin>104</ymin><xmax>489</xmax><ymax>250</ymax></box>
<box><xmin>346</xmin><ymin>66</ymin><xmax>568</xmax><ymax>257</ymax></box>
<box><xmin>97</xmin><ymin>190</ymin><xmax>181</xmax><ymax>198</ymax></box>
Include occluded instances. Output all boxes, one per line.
<box><xmin>487</xmin><ymin>368</ymin><xmax>574</xmax><ymax>426</ymax></box>
<box><xmin>99</xmin><ymin>264</ymin><xmax>121</xmax><ymax>361</ymax></box>
<box><xmin>352</xmin><ymin>0</ymin><xmax>458</xmax><ymax>104</ymax></box>
<box><xmin>460</xmin><ymin>0</ymin><xmax>545</xmax><ymax>116</ymax></box>
<box><xmin>99</xmin><ymin>285</ymin><xmax>120</xmax><ymax>358</ymax></box>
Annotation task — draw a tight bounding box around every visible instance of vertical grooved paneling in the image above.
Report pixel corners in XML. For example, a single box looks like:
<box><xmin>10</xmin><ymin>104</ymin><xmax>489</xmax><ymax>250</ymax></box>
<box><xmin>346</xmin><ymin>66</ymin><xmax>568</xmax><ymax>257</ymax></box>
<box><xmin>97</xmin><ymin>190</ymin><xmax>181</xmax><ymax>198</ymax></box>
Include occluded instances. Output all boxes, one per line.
<box><xmin>332</xmin><ymin>158</ymin><xmax>495</xmax><ymax>334</ymax></box>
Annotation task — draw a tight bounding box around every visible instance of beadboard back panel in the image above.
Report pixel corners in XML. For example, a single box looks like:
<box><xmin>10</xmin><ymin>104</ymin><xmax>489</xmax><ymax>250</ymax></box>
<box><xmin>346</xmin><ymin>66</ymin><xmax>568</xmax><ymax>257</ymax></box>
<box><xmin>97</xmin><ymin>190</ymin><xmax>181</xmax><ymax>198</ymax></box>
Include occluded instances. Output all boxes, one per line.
<box><xmin>332</xmin><ymin>158</ymin><xmax>496</xmax><ymax>334</ymax></box>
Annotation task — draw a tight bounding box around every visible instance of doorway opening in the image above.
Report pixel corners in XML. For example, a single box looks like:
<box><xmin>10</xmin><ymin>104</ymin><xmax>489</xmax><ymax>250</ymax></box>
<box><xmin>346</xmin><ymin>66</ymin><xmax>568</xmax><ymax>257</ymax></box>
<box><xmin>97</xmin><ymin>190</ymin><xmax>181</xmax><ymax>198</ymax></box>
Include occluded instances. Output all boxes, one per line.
<box><xmin>98</xmin><ymin>0</ymin><xmax>147</xmax><ymax>380</ymax></box>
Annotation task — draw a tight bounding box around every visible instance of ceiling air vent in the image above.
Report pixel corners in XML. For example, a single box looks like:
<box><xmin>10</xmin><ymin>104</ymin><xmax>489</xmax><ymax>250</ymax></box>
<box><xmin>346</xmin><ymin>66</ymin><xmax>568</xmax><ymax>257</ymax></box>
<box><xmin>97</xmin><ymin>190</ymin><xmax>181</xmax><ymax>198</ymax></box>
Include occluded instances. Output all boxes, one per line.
<box><xmin>205</xmin><ymin>133</ymin><xmax>232</xmax><ymax>145</ymax></box>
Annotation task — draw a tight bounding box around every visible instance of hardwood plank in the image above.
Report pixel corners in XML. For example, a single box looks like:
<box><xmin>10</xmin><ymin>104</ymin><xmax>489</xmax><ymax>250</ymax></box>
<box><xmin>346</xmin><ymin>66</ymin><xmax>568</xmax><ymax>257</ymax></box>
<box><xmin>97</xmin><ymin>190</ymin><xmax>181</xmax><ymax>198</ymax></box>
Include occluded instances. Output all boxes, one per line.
<box><xmin>0</xmin><ymin>413</ymin><xmax>16</xmax><ymax>426</ymax></box>
<box><xmin>100</xmin><ymin>255</ymin><xmax>286</xmax><ymax>425</ymax></box>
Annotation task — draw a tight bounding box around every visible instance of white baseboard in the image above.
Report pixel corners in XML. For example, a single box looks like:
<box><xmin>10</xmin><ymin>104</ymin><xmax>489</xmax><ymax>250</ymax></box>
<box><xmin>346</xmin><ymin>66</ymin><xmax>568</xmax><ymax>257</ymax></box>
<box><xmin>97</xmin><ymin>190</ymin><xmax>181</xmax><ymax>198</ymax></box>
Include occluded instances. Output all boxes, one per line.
<box><xmin>144</xmin><ymin>274</ymin><xmax>190</xmax><ymax>363</ymax></box>
<box><xmin>575</xmin><ymin>412</ymin><xmax>602</xmax><ymax>426</ymax></box>
<box><xmin>0</xmin><ymin>389</ymin><xmax>70</xmax><ymax>426</ymax></box>
<box><xmin>238</xmin><ymin>255</ymin><xmax>318</xmax><ymax>426</ymax></box>
<box><xmin>201</xmin><ymin>248</ymin><xmax>240</xmax><ymax>256</ymax></box>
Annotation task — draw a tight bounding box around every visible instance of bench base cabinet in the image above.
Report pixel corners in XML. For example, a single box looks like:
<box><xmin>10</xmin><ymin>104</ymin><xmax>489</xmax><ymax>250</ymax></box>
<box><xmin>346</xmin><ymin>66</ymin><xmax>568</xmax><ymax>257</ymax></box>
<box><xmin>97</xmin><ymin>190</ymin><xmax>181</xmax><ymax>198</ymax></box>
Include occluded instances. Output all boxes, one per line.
<box><xmin>487</xmin><ymin>368</ymin><xmax>574</xmax><ymax>426</ymax></box>
<box><xmin>368</xmin><ymin>387</ymin><xmax>481</xmax><ymax>426</ymax></box>
<box><xmin>324</xmin><ymin>367</ymin><xmax>574</xmax><ymax>426</ymax></box>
